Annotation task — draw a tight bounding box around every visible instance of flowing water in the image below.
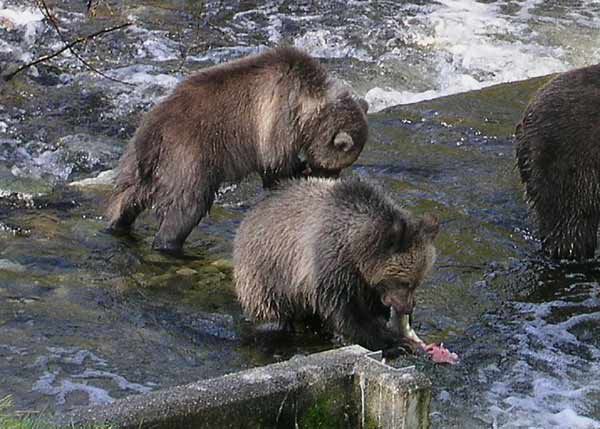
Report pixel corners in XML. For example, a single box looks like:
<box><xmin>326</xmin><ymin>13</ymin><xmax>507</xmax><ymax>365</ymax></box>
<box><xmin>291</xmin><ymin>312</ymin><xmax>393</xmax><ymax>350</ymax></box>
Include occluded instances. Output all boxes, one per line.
<box><xmin>0</xmin><ymin>0</ymin><xmax>599</xmax><ymax>427</ymax></box>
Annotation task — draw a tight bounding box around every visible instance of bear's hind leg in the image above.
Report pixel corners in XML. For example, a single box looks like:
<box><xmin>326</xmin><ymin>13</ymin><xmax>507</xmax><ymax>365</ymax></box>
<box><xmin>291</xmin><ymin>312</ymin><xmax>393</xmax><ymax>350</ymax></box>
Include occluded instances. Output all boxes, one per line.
<box><xmin>532</xmin><ymin>168</ymin><xmax>599</xmax><ymax>260</ymax></box>
<box><xmin>541</xmin><ymin>213</ymin><xmax>599</xmax><ymax>260</ymax></box>
<box><xmin>152</xmin><ymin>189</ymin><xmax>215</xmax><ymax>254</ymax></box>
<box><xmin>106</xmin><ymin>187</ymin><xmax>143</xmax><ymax>235</ymax></box>
<box><xmin>106</xmin><ymin>142</ymin><xmax>147</xmax><ymax>235</ymax></box>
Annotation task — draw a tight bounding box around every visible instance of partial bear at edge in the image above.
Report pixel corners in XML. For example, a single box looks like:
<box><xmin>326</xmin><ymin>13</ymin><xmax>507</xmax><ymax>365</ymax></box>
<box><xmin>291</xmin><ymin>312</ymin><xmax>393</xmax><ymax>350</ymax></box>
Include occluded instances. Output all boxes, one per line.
<box><xmin>515</xmin><ymin>63</ymin><xmax>600</xmax><ymax>260</ymax></box>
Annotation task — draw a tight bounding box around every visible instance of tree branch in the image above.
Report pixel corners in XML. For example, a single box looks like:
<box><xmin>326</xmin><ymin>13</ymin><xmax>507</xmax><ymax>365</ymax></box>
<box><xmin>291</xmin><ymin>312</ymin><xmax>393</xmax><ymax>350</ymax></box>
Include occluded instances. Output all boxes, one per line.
<box><xmin>3</xmin><ymin>1</ymin><xmax>133</xmax><ymax>84</ymax></box>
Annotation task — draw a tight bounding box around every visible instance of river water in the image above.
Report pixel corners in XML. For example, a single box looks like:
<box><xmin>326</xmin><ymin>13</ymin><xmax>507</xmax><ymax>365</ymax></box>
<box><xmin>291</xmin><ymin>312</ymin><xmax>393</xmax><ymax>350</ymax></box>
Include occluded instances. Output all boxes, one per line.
<box><xmin>0</xmin><ymin>1</ymin><xmax>599</xmax><ymax>427</ymax></box>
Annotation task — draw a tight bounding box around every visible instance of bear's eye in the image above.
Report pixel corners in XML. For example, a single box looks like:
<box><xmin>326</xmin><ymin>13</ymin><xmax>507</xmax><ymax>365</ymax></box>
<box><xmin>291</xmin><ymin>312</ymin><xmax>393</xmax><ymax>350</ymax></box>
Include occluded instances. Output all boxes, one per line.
<box><xmin>386</xmin><ymin>237</ymin><xmax>409</xmax><ymax>254</ymax></box>
<box><xmin>397</xmin><ymin>281</ymin><xmax>411</xmax><ymax>290</ymax></box>
<box><xmin>381</xmin><ymin>234</ymin><xmax>397</xmax><ymax>252</ymax></box>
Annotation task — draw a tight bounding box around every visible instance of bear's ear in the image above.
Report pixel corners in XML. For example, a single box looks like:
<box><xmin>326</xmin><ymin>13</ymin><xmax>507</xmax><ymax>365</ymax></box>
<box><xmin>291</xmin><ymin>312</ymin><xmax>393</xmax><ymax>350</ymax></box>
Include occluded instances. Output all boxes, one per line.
<box><xmin>419</xmin><ymin>213</ymin><xmax>439</xmax><ymax>240</ymax></box>
<box><xmin>333</xmin><ymin>131</ymin><xmax>355</xmax><ymax>152</ymax></box>
<box><xmin>358</xmin><ymin>98</ymin><xmax>369</xmax><ymax>114</ymax></box>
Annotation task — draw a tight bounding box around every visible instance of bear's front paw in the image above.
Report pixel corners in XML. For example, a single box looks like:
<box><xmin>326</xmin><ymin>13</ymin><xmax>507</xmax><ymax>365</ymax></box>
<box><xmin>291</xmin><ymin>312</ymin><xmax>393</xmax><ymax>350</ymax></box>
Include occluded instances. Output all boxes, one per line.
<box><xmin>381</xmin><ymin>338</ymin><xmax>422</xmax><ymax>359</ymax></box>
<box><xmin>105</xmin><ymin>223</ymin><xmax>132</xmax><ymax>236</ymax></box>
<box><xmin>152</xmin><ymin>238</ymin><xmax>184</xmax><ymax>255</ymax></box>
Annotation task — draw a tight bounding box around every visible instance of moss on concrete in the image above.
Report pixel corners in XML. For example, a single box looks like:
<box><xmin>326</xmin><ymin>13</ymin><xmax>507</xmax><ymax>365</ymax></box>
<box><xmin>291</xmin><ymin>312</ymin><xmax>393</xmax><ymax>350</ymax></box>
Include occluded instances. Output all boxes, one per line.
<box><xmin>299</xmin><ymin>388</ymin><xmax>350</xmax><ymax>429</ymax></box>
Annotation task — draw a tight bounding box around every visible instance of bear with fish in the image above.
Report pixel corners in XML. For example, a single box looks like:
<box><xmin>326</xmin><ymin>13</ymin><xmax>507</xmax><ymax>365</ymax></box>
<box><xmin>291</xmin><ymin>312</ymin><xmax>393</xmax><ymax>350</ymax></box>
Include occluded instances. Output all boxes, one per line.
<box><xmin>106</xmin><ymin>47</ymin><xmax>467</xmax><ymax>363</ymax></box>
<box><xmin>234</xmin><ymin>176</ymin><xmax>456</xmax><ymax>363</ymax></box>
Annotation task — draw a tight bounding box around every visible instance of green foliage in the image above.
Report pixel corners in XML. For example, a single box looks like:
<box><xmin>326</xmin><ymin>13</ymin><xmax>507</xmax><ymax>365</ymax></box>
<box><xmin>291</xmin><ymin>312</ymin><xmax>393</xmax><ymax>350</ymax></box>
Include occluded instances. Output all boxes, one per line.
<box><xmin>0</xmin><ymin>396</ymin><xmax>113</xmax><ymax>429</ymax></box>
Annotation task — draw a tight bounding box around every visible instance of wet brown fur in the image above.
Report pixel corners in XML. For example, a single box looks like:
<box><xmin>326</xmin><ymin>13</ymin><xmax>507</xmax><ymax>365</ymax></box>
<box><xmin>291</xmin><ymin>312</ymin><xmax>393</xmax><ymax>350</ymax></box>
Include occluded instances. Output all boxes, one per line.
<box><xmin>106</xmin><ymin>47</ymin><xmax>368</xmax><ymax>252</ymax></box>
<box><xmin>233</xmin><ymin>178</ymin><xmax>439</xmax><ymax>351</ymax></box>
<box><xmin>516</xmin><ymin>64</ymin><xmax>600</xmax><ymax>260</ymax></box>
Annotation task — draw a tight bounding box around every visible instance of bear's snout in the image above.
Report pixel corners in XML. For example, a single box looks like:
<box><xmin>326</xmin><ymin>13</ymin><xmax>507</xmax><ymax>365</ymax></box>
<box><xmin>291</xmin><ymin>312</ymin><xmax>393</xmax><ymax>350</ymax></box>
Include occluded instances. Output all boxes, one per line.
<box><xmin>382</xmin><ymin>289</ymin><xmax>416</xmax><ymax>315</ymax></box>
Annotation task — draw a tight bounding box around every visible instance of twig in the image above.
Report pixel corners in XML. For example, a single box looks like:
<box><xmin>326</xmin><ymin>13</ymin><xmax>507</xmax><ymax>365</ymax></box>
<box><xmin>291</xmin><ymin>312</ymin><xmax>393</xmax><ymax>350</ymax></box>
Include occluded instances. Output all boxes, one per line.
<box><xmin>173</xmin><ymin>43</ymin><xmax>189</xmax><ymax>74</ymax></box>
<box><xmin>437</xmin><ymin>263</ymin><xmax>485</xmax><ymax>271</ymax></box>
<box><xmin>3</xmin><ymin>22</ymin><xmax>132</xmax><ymax>81</ymax></box>
<box><xmin>172</xmin><ymin>1</ymin><xmax>207</xmax><ymax>74</ymax></box>
<box><xmin>87</xmin><ymin>0</ymin><xmax>115</xmax><ymax>18</ymax></box>
<box><xmin>35</xmin><ymin>0</ymin><xmax>133</xmax><ymax>85</ymax></box>
<box><xmin>3</xmin><ymin>2</ymin><xmax>132</xmax><ymax>84</ymax></box>
<box><xmin>86</xmin><ymin>0</ymin><xmax>95</xmax><ymax>14</ymax></box>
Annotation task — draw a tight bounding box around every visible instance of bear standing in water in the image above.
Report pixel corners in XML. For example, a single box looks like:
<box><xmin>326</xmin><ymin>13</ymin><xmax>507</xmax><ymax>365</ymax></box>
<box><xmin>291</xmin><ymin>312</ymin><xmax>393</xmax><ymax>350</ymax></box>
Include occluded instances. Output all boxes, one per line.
<box><xmin>106</xmin><ymin>47</ymin><xmax>368</xmax><ymax>253</ymax></box>
<box><xmin>516</xmin><ymin>64</ymin><xmax>600</xmax><ymax>260</ymax></box>
<box><xmin>233</xmin><ymin>178</ymin><xmax>439</xmax><ymax>352</ymax></box>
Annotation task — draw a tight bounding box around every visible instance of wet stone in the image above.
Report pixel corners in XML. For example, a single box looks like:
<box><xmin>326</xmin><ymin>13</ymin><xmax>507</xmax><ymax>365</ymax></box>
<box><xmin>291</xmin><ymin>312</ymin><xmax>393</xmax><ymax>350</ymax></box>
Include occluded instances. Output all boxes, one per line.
<box><xmin>175</xmin><ymin>268</ymin><xmax>197</xmax><ymax>276</ymax></box>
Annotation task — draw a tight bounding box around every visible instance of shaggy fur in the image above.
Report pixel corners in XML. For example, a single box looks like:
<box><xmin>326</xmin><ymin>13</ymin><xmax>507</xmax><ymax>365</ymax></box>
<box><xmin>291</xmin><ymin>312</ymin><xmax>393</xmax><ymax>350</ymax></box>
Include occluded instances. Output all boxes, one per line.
<box><xmin>106</xmin><ymin>47</ymin><xmax>369</xmax><ymax>252</ymax></box>
<box><xmin>233</xmin><ymin>178</ymin><xmax>439</xmax><ymax>351</ymax></box>
<box><xmin>516</xmin><ymin>63</ymin><xmax>600</xmax><ymax>260</ymax></box>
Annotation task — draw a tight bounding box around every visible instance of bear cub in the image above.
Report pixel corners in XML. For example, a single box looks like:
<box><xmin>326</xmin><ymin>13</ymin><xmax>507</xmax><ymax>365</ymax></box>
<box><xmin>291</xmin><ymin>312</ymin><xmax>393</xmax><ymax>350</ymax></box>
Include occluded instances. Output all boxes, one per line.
<box><xmin>107</xmin><ymin>47</ymin><xmax>369</xmax><ymax>253</ymax></box>
<box><xmin>233</xmin><ymin>178</ymin><xmax>439</xmax><ymax>351</ymax></box>
<box><xmin>516</xmin><ymin>63</ymin><xmax>600</xmax><ymax>260</ymax></box>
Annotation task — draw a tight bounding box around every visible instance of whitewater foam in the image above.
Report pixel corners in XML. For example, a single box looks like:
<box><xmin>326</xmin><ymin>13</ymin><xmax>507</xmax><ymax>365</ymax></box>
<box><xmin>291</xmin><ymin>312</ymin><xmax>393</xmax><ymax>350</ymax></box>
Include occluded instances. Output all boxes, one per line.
<box><xmin>485</xmin><ymin>285</ymin><xmax>600</xmax><ymax>429</ymax></box>
<box><xmin>0</xmin><ymin>1</ymin><xmax>44</xmax><ymax>62</ymax></box>
<box><xmin>32</xmin><ymin>347</ymin><xmax>155</xmax><ymax>408</ymax></box>
<box><xmin>0</xmin><ymin>2</ymin><xmax>43</xmax><ymax>42</ymax></box>
<box><xmin>365</xmin><ymin>0</ymin><xmax>580</xmax><ymax>111</ymax></box>
<box><xmin>294</xmin><ymin>30</ymin><xmax>372</xmax><ymax>62</ymax></box>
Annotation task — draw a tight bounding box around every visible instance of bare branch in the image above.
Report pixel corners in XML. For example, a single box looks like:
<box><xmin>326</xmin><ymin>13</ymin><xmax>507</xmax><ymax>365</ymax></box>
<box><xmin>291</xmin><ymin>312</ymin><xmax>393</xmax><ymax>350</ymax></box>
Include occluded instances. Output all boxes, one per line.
<box><xmin>3</xmin><ymin>1</ymin><xmax>133</xmax><ymax>84</ymax></box>
<box><xmin>35</xmin><ymin>0</ymin><xmax>134</xmax><ymax>85</ymax></box>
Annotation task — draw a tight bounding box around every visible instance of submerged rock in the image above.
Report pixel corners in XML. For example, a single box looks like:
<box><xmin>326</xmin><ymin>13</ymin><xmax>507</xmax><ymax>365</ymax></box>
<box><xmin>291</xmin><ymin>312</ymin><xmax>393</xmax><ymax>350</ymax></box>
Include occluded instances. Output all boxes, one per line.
<box><xmin>0</xmin><ymin>258</ymin><xmax>25</xmax><ymax>272</ymax></box>
<box><xmin>69</xmin><ymin>169</ymin><xmax>116</xmax><ymax>188</ymax></box>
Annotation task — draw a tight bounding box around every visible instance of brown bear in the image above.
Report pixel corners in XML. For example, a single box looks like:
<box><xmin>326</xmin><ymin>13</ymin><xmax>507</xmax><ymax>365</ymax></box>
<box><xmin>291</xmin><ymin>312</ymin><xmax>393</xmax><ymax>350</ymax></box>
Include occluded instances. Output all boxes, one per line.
<box><xmin>106</xmin><ymin>47</ymin><xmax>369</xmax><ymax>253</ymax></box>
<box><xmin>516</xmin><ymin>63</ymin><xmax>600</xmax><ymax>260</ymax></box>
<box><xmin>233</xmin><ymin>178</ymin><xmax>439</xmax><ymax>351</ymax></box>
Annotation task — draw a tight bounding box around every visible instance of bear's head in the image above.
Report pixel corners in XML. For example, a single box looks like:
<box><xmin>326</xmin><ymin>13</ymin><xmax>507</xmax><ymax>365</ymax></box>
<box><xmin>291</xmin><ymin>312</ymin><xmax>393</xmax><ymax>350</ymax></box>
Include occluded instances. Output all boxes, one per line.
<box><xmin>364</xmin><ymin>212</ymin><xmax>439</xmax><ymax>316</ymax></box>
<box><xmin>301</xmin><ymin>90</ymin><xmax>368</xmax><ymax>178</ymax></box>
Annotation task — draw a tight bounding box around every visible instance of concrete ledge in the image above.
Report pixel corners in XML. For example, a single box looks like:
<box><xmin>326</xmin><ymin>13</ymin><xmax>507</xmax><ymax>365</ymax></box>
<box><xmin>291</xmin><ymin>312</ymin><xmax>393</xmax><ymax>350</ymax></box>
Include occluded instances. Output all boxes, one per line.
<box><xmin>357</xmin><ymin>351</ymin><xmax>432</xmax><ymax>429</ymax></box>
<box><xmin>59</xmin><ymin>346</ymin><xmax>431</xmax><ymax>429</ymax></box>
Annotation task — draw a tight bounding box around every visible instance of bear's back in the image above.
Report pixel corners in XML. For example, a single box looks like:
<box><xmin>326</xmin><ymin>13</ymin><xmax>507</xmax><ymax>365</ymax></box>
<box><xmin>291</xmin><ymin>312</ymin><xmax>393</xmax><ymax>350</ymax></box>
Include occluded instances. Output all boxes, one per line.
<box><xmin>234</xmin><ymin>178</ymin><xmax>402</xmax><ymax>268</ymax></box>
<box><xmin>181</xmin><ymin>47</ymin><xmax>329</xmax><ymax>97</ymax></box>
<box><xmin>517</xmin><ymin>63</ymin><xmax>600</xmax><ymax>170</ymax></box>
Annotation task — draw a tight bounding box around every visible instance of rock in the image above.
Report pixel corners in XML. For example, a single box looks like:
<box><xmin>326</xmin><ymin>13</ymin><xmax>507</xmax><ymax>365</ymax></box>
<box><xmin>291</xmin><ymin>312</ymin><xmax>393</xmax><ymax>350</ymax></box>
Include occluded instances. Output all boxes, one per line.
<box><xmin>175</xmin><ymin>268</ymin><xmax>197</xmax><ymax>276</ymax></box>
<box><xmin>69</xmin><ymin>169</ymin><xmax>117</xmax><ymax>188</ymax></box>
<box><xmin>56</xmin><ymin>134</ymin><xmax>122</xmax><ymax>174</ymax></box>
<box><xmin>0</xmin><ymin>258</ymin><xmax>25</xmax><ymax>272</ymax></box>
<box><xmin>210</xmin><ymin>259</ymin><xmax>233</xmax><ymax>272</ymax></box>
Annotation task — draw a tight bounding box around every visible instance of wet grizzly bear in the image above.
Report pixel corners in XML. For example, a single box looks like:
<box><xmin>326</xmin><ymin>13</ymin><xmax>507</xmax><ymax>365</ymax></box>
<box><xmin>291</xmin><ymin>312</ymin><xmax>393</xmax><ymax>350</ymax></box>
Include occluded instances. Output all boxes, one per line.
<box><xmin>233</xmin><ymin>178</ymin><xmax>439</xmax><ymax>351</ymax></box>
<box><xmin>106</xmin><ymin>47</ymin><xmax>369</xmax><ymax>253</ymax></box>
<box><xmin>516</xmin><ymin>63</ymin><xmax>600</xmax><ymax>260</ymax></box>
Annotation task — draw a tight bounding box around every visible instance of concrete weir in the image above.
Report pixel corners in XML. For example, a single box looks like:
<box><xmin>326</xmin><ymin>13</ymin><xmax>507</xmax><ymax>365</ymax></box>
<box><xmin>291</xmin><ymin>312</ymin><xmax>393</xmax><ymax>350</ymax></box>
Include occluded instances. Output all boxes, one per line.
<box><xmin>61</xmin><ymin>346</ymin><xmax>431</xmax><ymax>428</ymax></box>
